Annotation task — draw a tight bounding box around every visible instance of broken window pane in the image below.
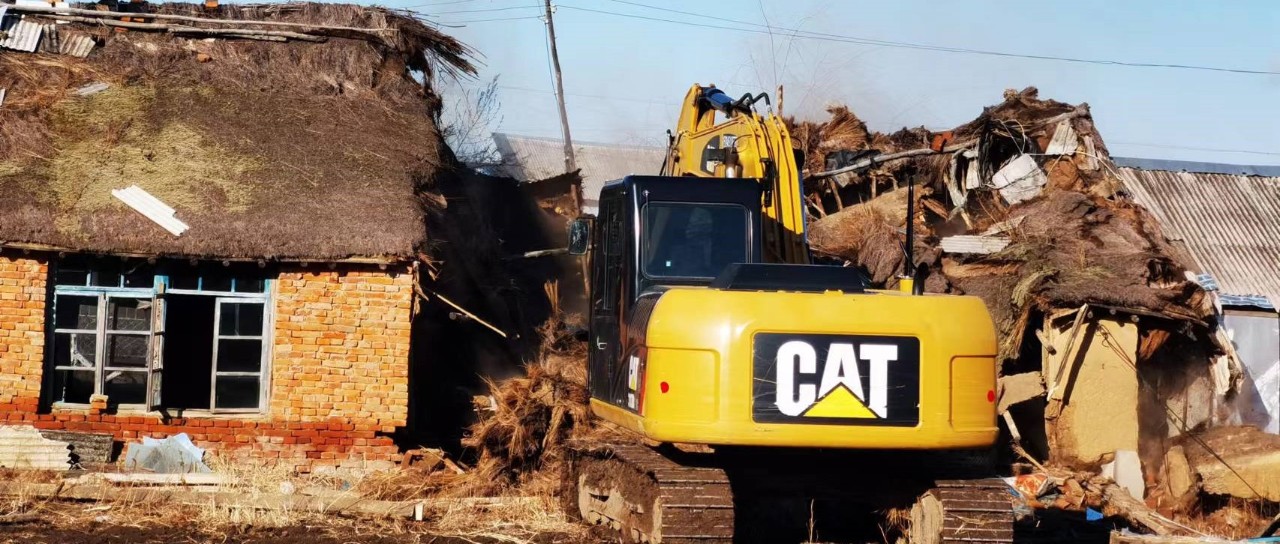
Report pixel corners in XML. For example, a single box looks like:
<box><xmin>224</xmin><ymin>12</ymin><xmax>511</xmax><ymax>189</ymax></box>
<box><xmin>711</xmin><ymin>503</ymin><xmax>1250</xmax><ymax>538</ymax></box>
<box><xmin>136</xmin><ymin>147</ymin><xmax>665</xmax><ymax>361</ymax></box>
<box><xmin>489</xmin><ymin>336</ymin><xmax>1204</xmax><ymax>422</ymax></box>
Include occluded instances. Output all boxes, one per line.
<box><xmin>55</xmin><ymin>295</ymin><xmax>98</xmax><ymax>330</ymax></box>
<box><xmin>215</xmin><ymin>376</ymin><xmax>260</xmax><ymax>409</ymax></box>
<box><xmin>104</xmin><ymin>370</ymin><xmax>146</xmax><ymax>405</ymax></box>
<box><xmin>219</xmin><ymin>303</ymin><xmax>264</xmax><ymax>337</ymax></box>
<box><xmin>52</xmin><ymin>332</ymin><xmax>97</xmax><ymax>369</ymax></box>
<box><xmin>235</xmin><ymin>277</ymin><xmax>266</xmax><ymax>293</ymax></box>
<box><xmin>108</xmin><ymin>298</ymin><xmax>151</xmax><ymax>332</ymax></box>
<box><xmin>216</xmin><ymin>339</ymin><xmax>263</xmax><ymax>373</ymax></box>
<box><xmin>122</xmin><ymin>269</ymin><xmax>154</xmax><ymax>288</ymax></box>
<box><xmin>55</xmin><ymin>266</ymin><xmax>90</xmax><ymax>286</ymax></box>
<box><xmin>169</xmin><ymin>271</ymin><xmax>199</xmax><ymax>290</ymax></box>
<box><xmin>51</xmin><ymin>370</ymin><xmax>94</xmax><ymax>404</ymax></box>
<box><xmin>91</xmin><ymin>269</ymin><xmax>122</xmax><ymax>288</ymax></box>
<box><xmin>203</xmin><ymin>275</ymin><xmax>232</xmax><ymax>292</ymax></box>
<box><xmin>106</xmin><ymin>335</ymin><xmax>148</xmax><ymax>368</ymax></box>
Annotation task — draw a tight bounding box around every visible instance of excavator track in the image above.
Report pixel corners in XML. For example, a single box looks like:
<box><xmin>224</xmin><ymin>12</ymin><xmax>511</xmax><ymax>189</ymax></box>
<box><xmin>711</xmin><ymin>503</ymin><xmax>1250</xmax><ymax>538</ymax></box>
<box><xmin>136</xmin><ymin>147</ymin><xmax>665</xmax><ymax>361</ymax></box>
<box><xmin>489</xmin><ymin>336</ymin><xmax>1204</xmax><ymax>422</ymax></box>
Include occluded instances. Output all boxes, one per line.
<box><xmin>911</xmin><ymin>478</ymin><xmax>1015</xmax><ymax>544</ymax></box>
<box><xmin>565</xmin><ymin>441</ymin><xmax>734</xmax><ymax>543</ymax></box>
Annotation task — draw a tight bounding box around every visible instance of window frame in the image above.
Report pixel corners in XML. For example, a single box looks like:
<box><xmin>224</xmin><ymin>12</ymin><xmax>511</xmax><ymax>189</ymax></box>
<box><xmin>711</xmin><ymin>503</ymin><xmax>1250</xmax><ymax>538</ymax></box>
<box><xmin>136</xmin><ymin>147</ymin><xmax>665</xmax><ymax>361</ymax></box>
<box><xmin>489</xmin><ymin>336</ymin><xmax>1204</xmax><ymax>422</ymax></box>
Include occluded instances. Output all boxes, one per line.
<box><xmin>50</xmin><ymin>289</ymin><xmax>156</xmax><ymax>409</ymax></box>
<box><xmin>211</xmin><ymin>298</ymin><xmax>269</xmax><ymax>413</ymax></box>
<box><xmin>45</xmin><ymin>259</ymin><xmax>275</xmax><ymax>415</ymax></box>
<box><xmin>638</xmin><ymin>201</ymin><xmax>752</xmax><ymax>282</ymax></box>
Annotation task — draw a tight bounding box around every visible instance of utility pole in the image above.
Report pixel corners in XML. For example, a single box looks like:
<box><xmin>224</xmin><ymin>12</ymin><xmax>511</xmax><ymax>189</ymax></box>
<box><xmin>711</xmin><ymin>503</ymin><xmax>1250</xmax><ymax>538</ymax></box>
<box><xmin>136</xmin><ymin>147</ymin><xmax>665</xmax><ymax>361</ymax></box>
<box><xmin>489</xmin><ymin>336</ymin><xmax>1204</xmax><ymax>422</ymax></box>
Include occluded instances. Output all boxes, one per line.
<box><xmin>543</xmin><ymin>0</ymin><xmax>576</xmax><ymax>174</ymax></box>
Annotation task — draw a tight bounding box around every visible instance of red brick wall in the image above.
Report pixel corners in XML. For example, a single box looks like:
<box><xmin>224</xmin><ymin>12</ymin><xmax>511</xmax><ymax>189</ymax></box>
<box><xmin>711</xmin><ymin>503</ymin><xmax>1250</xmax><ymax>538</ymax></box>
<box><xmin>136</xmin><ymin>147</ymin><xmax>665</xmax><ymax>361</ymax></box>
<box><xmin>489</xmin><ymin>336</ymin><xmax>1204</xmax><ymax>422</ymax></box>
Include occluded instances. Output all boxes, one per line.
<box><xmin>0</xmin><ymin>253</ymin><xmax>47</xmax><ymax>413</ymax></box>
<box><xmin>0</xmin><ymin>257</ymin><xmax>417</xmax><ymax>472</ymax></box>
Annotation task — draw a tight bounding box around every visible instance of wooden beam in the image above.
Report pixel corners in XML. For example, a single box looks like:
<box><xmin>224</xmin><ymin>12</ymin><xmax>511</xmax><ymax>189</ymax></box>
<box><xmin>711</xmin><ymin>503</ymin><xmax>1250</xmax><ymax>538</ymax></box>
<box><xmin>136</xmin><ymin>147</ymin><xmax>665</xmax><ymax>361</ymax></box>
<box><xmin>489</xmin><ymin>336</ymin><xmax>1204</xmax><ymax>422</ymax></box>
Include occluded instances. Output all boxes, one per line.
<box><xmin>0</xmin><ymin>242</ymin><xmax>404</xmax><ymax>266</ymax></box>
<box><xmin>32</xmin><ymin>14</ymin><xmax>328</xmax><ymax>42</ymax></box>
<box><xmin>7</xmin><ymin>3</ymin><xmax>395</xmax><ymax>33</ymax></box>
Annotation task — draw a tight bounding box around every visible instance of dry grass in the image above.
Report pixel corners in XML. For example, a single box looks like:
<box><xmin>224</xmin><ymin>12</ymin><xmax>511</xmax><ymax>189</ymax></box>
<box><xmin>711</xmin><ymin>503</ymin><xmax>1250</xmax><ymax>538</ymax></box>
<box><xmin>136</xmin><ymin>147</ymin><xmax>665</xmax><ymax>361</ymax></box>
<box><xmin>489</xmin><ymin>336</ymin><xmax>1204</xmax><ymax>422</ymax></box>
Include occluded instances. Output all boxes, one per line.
<box><xmin>447</xmin><ymin>315</ymin><xmax>592</xmax><ymax>497</ymax></box>
<box><xmin>39</xmin><ymin>85</ymin><xmax>262</xmax><ymax>223</ymax></box>
<box><xmin>431</xmin><ymin>494</ymin><xmax>587</xmax><ymax>544</ymax></box>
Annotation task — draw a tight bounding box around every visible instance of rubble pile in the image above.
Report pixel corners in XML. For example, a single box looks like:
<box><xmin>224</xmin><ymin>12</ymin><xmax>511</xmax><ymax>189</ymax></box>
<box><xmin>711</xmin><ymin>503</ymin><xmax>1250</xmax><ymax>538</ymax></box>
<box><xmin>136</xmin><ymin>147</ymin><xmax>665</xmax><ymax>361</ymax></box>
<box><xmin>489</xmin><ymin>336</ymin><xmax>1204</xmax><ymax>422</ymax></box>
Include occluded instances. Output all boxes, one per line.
<box><xmin>798</xmin><ymin>87</ymin><xmax>1278</xmax><ymax>541</ymax></box>
<box><xmin>801</xmin><ymin>88</ymin><xmax>1214</xmax><ymax>359</ymax></box>
<box><xmin>450</xmin><ymin>317</ymin><xmax>596</xmax><ymax>496</ymax></box>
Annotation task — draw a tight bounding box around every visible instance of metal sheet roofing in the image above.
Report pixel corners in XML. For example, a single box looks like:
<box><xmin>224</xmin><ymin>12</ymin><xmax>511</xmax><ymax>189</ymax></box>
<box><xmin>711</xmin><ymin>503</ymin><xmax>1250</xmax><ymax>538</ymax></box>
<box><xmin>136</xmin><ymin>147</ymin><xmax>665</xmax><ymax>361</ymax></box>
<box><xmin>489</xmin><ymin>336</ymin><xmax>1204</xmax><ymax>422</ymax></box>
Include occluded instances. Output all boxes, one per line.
<box><xmin>493</xmin><ymin>133</ymin><xmax>666</xmax><ymax>214</ymax></box>
<box><xmin>0</xmin><ymin>13</ymin><xmax>44</xmax><ymax>53</ymax></box>
<box><xmin>1113</xmin><ymin>157</ymin><xmax>1280</xmax><ymax>177</ymax></box>
<box><xmin>1116</xmin><ymin>165</ymin><xmax>1280</xmax><ymax>308</ymax></box>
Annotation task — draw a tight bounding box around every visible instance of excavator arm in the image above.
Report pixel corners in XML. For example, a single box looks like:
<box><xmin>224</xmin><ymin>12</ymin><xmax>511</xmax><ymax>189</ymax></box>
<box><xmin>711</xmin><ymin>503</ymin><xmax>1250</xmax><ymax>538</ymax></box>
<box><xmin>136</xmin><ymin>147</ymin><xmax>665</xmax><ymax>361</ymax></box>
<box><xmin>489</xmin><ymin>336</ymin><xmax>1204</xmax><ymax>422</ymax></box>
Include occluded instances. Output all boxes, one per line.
<box><xmin>661</xmin><ymin>84</ymin><xmax>810</xmax><ymax>264</ymax></box>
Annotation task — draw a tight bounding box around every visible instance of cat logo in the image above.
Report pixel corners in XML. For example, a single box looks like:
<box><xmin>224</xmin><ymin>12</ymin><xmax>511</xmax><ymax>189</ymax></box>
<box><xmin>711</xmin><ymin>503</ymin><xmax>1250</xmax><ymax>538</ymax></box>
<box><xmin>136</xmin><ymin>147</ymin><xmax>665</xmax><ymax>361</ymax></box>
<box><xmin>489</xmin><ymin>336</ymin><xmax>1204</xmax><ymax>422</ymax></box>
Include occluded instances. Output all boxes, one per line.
<box><xmin>752</xmin><ymin>333</ymin><xmax>920</xmax><ymax>426</ymax></box>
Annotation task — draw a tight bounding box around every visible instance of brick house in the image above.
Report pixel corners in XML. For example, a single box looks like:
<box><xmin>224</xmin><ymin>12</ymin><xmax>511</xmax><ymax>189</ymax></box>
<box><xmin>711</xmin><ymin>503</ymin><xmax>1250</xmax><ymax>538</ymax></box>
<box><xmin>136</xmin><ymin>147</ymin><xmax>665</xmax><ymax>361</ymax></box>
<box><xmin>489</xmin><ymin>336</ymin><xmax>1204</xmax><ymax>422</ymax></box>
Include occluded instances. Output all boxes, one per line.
<box><xmin>0</xmin><ymin>3</ymin><xmax>475</xmax><ymax>471</ymax></box>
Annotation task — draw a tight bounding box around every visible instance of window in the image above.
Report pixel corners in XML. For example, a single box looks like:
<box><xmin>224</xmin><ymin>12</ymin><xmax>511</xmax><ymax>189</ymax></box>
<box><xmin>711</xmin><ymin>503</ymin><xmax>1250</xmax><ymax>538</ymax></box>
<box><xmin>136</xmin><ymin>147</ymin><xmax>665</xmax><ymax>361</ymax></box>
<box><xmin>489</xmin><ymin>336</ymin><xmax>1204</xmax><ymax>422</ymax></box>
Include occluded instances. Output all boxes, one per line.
<box><xmin>50</xmin><ymin>293</ymin><xmax>153</xmax><ymax>407</ymax></box>
<box><xmin>213</xmin><ymin>300</ymin><xmax>266</xmax><ymax>410</ymax></box>
<box><xmin>45</xmin><ymin>258</ymin><xmax>271</xmax><ymax>412</ymax></box>
<box><xmin>641</xmin><ymin>202</ymin><xmax>748</xmax><ymax>280</ymax></box>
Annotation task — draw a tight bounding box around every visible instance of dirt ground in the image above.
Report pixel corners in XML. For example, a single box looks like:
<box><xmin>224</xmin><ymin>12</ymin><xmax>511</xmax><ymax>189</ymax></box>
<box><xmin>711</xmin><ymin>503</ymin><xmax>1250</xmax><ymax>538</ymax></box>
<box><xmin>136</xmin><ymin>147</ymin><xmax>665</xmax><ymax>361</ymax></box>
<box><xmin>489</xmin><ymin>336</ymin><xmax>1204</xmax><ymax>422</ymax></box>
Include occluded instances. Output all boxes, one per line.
<box><xmin>0</xmin><ymin>497</ymin><xmax>601</xmax><ymax>544</ymax></box>
<box><xmin>0</xmin><ymin>500</ymin><xmax>596</xmax><ymax>544</ymax></box>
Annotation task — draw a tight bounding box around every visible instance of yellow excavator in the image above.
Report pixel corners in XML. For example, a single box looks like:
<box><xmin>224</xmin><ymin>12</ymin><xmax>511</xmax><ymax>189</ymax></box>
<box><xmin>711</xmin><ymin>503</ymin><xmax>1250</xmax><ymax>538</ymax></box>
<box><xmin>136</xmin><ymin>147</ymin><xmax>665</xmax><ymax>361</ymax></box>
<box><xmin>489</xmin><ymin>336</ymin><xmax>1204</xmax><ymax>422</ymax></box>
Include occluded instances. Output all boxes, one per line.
<box><xmin>564</xmin><ymin>85</ymin><xmax>1010</xmax><ymax>543</ymax></box>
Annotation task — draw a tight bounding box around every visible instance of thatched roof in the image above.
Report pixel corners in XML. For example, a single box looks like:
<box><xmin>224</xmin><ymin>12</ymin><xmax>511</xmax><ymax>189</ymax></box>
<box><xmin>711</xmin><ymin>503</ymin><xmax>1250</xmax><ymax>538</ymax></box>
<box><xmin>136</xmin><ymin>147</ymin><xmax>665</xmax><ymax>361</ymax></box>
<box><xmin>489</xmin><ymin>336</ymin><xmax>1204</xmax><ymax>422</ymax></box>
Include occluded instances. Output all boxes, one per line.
<box><xmin>0</xmin><ymin>2</ymin><xmax>475</xmax><ymax>262</ymax></box>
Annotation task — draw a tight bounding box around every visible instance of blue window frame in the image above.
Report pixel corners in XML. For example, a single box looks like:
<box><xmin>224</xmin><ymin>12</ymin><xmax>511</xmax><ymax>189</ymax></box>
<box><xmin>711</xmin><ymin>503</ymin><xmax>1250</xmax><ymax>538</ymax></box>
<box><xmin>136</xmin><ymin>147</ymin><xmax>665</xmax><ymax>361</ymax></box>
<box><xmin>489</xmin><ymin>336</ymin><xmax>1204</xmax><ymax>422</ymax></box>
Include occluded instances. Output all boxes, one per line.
<box><xmin>45</xmin><ymin>257</ymin><xmax>273</xmax><ymax>413</ymax></box>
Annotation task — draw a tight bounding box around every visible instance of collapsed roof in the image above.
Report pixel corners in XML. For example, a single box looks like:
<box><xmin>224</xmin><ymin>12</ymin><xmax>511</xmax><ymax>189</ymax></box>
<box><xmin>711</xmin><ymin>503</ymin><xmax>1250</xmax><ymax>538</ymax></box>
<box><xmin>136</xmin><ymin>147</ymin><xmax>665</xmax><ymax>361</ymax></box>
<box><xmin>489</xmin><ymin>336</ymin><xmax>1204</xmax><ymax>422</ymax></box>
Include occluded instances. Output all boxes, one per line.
<box><xmin>795</xmin><ymin>88</ymin><xmax>1217</xmax><ymax>361</ymax></box>
<box><xmin>0</xmin><ymin>2</ymin><xmax>474</xmax><ymax>262</ymax></box>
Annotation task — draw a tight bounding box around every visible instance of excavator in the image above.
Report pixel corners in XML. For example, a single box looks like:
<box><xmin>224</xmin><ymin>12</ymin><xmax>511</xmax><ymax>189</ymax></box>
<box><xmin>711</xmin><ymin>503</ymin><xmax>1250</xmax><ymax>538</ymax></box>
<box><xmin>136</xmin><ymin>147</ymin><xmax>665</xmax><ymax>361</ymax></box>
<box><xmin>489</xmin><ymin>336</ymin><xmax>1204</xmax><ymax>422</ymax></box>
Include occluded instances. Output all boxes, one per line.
<box><xmin>564</xmin><ymin>85</ymin><xmax>1012</xmax><ymax>543</ymax></box>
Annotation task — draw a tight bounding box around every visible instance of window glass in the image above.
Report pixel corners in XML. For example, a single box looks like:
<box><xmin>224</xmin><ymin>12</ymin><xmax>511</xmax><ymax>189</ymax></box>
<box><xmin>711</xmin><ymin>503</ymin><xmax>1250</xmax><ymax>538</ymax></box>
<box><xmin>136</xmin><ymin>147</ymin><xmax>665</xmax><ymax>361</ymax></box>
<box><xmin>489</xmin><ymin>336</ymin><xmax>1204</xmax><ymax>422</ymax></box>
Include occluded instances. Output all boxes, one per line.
<box><xmin>104</xmin><ymin>371</ymin><xmax>147</xmax><ymax>405</ymax></box>
<box><xmin>108</xmin><ymin>298</ymin><xmax>151</xmax><ymax>332</ymax></box>
<box><xmin>641</xmin><ymin>203</ymin><xmax>748</xmax><ymax>279</ymax></box>
<box><xmin>51</xmin><ymin>370</ymin><xmax>94</xmax><ymax>404</ymax></box>
<box><xmin>52</xmin><ymin>332</ymin><xmax>97</xmax><ymax>368</ymax></box>
<box><xmin>215</xmin><ymin>376</ymin><xmax>260</xmax><ymax>409</ymax></box>
<box><xmin>105</xmin><ymin>335</ymin><xmax>148</xmax><ymax>368</ymax></box>
<box><xmin>219</xmin><ymin>303</ymin><xmax>264</xmax><ymax>336</ymax></box>
<box><xmin>216</xmin><ymin>339</ymin><xmax>263</xmax><ymax>373</ymax></box>
<box><xmin>55</xmin><ymin>295</ymin><xmax>99</xmax><ymax>330</ymax></box>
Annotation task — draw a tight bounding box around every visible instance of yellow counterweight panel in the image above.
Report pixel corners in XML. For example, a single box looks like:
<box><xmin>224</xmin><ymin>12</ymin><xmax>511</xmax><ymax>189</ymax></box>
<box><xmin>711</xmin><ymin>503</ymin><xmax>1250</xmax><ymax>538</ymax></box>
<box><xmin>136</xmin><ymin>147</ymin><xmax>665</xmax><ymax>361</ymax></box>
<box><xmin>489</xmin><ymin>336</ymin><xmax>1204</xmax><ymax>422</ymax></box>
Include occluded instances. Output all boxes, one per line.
<box><xmin>593</xmin><ymin>287</ymin><xmax>999</xmax><ymax>450</ymax></box>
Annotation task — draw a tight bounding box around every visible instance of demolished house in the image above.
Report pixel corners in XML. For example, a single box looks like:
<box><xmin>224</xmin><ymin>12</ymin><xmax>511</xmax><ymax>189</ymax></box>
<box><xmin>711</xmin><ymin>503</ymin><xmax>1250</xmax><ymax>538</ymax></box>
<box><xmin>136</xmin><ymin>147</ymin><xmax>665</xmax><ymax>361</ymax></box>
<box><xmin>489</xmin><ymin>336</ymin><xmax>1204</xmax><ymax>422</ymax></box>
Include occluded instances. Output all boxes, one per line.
<box><xmin>793</xmin><ymin>88</ymin><xmax>1277</xmax><ymax>532</ymax></box>
<box><xmin>0</xmin><ymin>1</ymin><xmax>477</xmax><ymax>471</ymax></box>
<box><xmin>1114</xmin><ymin>157</ymin><xmax>1280</xmax><ymax>435</ymax></box>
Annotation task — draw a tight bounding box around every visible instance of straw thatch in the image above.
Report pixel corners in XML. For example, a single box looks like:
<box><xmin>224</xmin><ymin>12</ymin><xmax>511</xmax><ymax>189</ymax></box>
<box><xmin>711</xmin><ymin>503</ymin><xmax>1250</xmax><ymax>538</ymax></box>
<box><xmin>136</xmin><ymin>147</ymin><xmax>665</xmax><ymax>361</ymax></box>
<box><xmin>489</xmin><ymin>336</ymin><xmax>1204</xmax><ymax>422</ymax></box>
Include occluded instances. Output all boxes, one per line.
<box><xmin>805</xmin><ymin>88</ymin><xmax>1214</xmax><ymax>361</ymax></box>
<box><xmin>0</xmin><ymin>2</ymin><xmax>475</xmax><ymax>261</ymax></box>
<box><xmin>448</xmin><ymin>317</ymin><xmax>599</xmax><ymax>496</ymax></box>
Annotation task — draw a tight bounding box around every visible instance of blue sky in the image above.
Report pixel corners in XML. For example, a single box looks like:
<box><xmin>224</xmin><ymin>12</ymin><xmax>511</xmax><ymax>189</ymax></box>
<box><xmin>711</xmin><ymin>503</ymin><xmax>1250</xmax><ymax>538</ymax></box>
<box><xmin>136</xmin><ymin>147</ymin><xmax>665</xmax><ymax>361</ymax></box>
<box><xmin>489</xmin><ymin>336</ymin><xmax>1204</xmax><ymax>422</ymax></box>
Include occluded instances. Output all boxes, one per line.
<box><xmin>413</xmin><ymin>0</ymin><xmax>1280</xmax><ymax>165</ymax></box>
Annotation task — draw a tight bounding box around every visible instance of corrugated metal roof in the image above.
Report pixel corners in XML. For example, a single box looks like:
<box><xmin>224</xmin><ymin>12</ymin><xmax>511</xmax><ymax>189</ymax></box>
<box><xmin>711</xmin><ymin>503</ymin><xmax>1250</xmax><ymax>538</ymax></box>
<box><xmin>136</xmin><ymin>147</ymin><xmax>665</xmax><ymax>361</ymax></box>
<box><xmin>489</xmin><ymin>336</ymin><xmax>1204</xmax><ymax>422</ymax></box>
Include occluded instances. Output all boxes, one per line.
<box><xmin>0</xmin><ymin>13</ymin><xmax>44</xmax><ymax>53</ymax></box>
<box><xmin>1113</xmin><ymin>157</ymin><xmax>1280</xmax><ymax>177</ymax></box>
<box><xmin>1116</xmin><ymin>166</ymin><xmax>1280</xmax><ymax>308</ymax></box>
<box><xmin>493</xmin><ymin>133</ymin><xmax>666</xmax><ymax>214</ymax></box>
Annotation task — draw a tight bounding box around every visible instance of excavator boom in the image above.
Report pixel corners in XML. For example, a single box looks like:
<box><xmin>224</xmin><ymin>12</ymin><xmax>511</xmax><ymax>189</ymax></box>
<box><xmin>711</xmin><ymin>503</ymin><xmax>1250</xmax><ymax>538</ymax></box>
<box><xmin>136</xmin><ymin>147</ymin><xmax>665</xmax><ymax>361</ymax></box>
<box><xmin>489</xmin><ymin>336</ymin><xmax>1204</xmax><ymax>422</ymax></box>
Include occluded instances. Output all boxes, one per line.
<box><xmin>662</xmin><ymin>84</ymin><xmax>809</xmax><ymax>265</ymax></box>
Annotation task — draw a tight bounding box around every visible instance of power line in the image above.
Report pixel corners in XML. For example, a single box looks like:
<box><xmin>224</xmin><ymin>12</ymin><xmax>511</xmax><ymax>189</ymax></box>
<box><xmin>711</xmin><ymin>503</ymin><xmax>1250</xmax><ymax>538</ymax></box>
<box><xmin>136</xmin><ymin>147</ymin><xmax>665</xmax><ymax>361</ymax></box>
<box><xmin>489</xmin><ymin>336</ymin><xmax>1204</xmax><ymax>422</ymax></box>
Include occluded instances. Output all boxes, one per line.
<box><xmin>401</xmin><ymin>0</ymin><xmax>479</xmax><ymax>8</ymax></box>
<box><xmin>433</xmin><ymin>15</ymin><xmax>543</xmax><ymax>24</ymax></box>
<box><xmin>571</xmin><ymin>2</ymin><xmax>1279</xmax><ymax>76</ymax></box>
<box><xmin>466</xmin><ymin>83</ymin><xmax>680</xmax><ymax>106</ymax></box>
<box><xmin>431</xmin><ymin>5</ymin><xmax>541</xmax><ymax>14</ymax></box>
